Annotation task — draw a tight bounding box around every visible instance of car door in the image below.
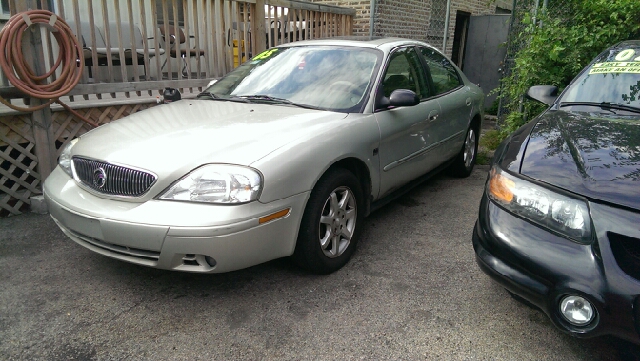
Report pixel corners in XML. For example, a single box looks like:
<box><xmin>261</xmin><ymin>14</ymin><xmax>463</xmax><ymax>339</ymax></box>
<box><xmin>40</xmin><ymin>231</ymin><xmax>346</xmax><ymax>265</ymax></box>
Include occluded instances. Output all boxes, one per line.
<box><xmin>419</xmin><ymin>46</ymin><xmax>472</xmax><ymax>161</ymax></box>
<box><xmin>375</xmin><ymin>46</ymin><xmax>442</xmax><ymax>198</ymax></box>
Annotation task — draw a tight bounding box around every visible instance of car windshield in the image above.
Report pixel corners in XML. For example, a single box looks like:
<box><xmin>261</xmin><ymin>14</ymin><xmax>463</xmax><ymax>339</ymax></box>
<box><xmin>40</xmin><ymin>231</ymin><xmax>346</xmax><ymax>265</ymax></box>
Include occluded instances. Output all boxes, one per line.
<box><xmin>560</xmin><ymin>46</ymin><xmax>640</xmax><ymax>108</ymax></box>
<box><xmin>201</xmin><ymin>45</ymin><xmax>382</xmax><ymax>112</ymax></box>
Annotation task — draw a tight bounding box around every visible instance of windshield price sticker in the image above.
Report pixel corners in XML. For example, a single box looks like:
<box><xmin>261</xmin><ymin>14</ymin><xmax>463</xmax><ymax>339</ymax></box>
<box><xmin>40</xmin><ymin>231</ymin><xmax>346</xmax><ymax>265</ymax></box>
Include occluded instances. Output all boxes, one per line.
<box><xmin>614</xmin><ymin>48</ymin><xmax>640</xmax><ymax>61</ymax></box>
<box><xmin>589</xmin><ymin>62</ymin><xmax>640</xmax><ymax>74</ymax></box>
<box><xmin>589</xmin><ymin>48</ymin><xmax>640</xmax><ymax>74</ymax></box>
<box><xmin>252</xmin><ymin>48</ymin><xmax>279</xmax><ymax>61</ymax></box>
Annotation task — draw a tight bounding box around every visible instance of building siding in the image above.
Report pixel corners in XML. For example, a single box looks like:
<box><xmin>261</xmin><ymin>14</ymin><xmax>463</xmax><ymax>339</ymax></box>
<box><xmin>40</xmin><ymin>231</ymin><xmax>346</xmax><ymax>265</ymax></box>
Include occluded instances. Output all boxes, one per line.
<box><xmin>308</xmin><ymin>0</ymin><xmax>512</xmax><ymax>56</ymax></box>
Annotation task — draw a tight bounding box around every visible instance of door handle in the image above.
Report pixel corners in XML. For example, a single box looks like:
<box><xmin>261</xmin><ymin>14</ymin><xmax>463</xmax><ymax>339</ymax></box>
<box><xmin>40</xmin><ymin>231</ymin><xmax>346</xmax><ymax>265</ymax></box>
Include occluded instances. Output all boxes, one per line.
<box><xmin>429</xmin><ymin>110</ymin><xmax>438</xmax><ymax>121</ymax></box>
<box><xmin>465</xmin><ymin>98</ymin><xmax>472</xmax><ymax>106</ymax></box>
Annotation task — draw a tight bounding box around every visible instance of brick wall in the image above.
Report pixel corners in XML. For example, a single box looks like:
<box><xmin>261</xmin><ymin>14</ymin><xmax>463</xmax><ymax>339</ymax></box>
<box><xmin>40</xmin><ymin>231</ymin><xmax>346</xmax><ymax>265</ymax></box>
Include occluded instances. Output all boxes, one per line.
<box><xmin>308</xmin><ymin>0</ymin><xmax>513</xmax><ymax>57</ymax></box>
<box><xmin>307</xmin><ymin>0</ymin><xmax>373</xmax><ymax>36</ymax></box>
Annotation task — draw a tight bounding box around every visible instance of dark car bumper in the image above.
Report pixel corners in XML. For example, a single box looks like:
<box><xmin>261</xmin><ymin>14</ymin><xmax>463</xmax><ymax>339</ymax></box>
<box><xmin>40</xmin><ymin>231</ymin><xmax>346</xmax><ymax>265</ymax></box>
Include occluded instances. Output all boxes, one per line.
<box><xmin>473</xmin><ymin>193</ymin><xmax>640</xmax><ymax>344</ymax></box>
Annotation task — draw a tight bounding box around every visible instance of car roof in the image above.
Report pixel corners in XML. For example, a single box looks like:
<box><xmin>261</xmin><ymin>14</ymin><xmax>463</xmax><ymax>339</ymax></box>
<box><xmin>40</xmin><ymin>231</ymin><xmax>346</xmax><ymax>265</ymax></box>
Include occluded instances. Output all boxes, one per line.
<box><xmin>611</xmin><ymin>40</ymin><xmax>640</xmax><ymax>50</ymax></box>
<box><xmin>277</xmin><ymin>36</ymin><xmax>436</xmax><ymax>53</ymax></box>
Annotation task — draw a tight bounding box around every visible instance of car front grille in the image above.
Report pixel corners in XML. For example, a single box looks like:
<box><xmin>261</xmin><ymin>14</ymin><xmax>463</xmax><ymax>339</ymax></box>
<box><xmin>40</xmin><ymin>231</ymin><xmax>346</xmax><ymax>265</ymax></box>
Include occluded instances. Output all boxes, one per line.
<box><xmin>609</xmin><ymin>232</ymin><xmax>640</xmax><ymax>281</ymax></box>
<box><xmin>635</xmin><ymin>296</ymin><xmax>640</xmax><ymax>338</ymax></box>
<box><xmin>73</xmin><ymin>157</ymin><xmax>156</xmax><ymax>197</ymax></box>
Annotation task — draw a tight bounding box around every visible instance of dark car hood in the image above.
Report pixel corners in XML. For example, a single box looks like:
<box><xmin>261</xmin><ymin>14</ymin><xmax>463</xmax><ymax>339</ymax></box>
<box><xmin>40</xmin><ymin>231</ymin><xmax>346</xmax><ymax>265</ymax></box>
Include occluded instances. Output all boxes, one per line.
<box><xmin>519</xmin><ymin>110</ymin><xmax>640</xmax><ymax>210</ymax></box>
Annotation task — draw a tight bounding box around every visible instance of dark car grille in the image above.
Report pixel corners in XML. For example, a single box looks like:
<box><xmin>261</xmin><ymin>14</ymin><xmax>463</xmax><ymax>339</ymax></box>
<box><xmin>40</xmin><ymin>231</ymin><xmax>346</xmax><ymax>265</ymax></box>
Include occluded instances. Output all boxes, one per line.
<box><xmin>635</xmin><ymin>296</ymin><xmax>640</xmax><ymax>338</ymax></box>
<box><xmin>73</xmin><ymin>157</ymin><xmax>156</xmax><ymax>197</ymax></box>
<box><xmin>609</xmin><ymin>232</ymin><xmax>640</xmax><ymax>281</ymax></box>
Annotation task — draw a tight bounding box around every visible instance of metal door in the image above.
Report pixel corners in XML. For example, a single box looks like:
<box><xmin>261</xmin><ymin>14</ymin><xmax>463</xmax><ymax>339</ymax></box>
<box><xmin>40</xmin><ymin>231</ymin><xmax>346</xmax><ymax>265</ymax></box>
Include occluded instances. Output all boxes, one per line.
<box><xmin>462</xmin><ymin>15</ymin><xmax>511</xmax><ymax>109</ymax></box>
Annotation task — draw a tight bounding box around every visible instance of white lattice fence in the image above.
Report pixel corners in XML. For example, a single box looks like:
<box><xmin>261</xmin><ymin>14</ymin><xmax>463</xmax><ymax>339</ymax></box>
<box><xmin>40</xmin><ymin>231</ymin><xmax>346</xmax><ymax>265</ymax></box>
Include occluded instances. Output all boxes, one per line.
<box><xmin>0</xmin><ymin>114</ymin><xmax>40</xmax><ymax>217</ymax></box>
<box><xmin>0</xmin><ymin>103</ymin><xmax>155</xmax><ymax>217</ymax></box>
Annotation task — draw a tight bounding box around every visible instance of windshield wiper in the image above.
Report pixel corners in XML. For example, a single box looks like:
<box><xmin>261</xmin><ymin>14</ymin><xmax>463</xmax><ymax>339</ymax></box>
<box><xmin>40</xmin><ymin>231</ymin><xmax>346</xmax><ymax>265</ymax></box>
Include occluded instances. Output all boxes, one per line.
<box><xmin>239</xmin><ymin>95</ymin><xmax>322</xmax><ymax>110</ymax></box>
<box><xmin>240</xmin><ymin>95</ymin><xmax>293</xmax><ymax>103</ymax></box>
<box><xmin>196</xmin><ymin>92</ymin><xmax>250</xmax><ymax>103</ymax></box>
<box><xmin>559</xmin><ymin>101</ymin><xmax>640</xmax><ymax>114</ymax></box>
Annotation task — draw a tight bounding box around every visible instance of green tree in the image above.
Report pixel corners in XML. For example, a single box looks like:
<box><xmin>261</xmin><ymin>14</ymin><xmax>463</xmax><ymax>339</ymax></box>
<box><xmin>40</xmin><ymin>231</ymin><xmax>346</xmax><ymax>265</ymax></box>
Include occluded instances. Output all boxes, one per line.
<box><xmin>499</xmin><ymin>0</ymin><xmax>640</xmax><ymax>132</ymax></box>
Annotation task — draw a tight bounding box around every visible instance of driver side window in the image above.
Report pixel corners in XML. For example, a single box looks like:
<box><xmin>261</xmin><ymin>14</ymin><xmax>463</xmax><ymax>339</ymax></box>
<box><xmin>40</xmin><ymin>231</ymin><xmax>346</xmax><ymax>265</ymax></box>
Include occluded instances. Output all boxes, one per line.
<box><xmin>419</xmin><ymin>46</ymin><xmax>462</xmax><ymax>95</ymax></box>
<box><xmin>382</xmin><ymin>47</ymin><xmax>430</xmax><ymax>99</ymax></box>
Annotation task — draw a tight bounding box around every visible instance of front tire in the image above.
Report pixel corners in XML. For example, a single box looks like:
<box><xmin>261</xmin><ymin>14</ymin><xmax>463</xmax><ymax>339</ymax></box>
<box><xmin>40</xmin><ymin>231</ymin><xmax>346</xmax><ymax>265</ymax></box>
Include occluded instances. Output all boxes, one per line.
<box><xmin>292</xmin><ymin>168</ymin><xmax>364</xmax><ymax>274</ymax></box>
<box><xmin>449</xmin><ymin>124</ymin><xmax>478</xmax><ymax>178</ymax></box>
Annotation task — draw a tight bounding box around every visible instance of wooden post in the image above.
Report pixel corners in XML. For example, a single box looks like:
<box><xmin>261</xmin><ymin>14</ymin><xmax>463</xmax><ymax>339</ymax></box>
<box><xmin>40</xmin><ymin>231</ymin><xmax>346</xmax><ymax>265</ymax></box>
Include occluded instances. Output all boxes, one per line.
<box><xmin>253</xmin><ymin>0</ymin><xmax>266</xmax><ymax>55</ymax></box>
<box><xmin>16</xmin><ymin>1</ymin><xmax>57</xmax><ymax>182</ymax></box>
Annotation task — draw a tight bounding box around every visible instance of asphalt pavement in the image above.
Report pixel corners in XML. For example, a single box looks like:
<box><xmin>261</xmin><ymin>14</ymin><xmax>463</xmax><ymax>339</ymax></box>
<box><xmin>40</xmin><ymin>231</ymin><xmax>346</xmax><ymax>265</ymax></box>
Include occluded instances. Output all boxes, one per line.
<box><xmin>1</xmin><ymin>165</ymin><xmax>638</xmax><ymax>360</ymax></box>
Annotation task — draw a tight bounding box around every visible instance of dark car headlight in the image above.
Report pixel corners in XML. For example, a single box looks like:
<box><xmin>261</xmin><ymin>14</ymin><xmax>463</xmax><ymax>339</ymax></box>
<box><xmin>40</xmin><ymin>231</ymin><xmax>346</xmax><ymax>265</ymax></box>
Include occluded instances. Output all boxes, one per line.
<box><xmin>487</xmin><ymin>167</ymin><xmax>592</xmax><ymax>243</ymax></box>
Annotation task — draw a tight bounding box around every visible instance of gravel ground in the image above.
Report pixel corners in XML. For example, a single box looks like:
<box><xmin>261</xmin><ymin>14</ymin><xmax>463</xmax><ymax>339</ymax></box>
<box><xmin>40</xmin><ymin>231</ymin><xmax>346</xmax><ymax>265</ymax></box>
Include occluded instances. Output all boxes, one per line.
<box><xmin>1</xmin><ymin>165</ymin><xmax>638</xmax><ymax>360</ymax></box>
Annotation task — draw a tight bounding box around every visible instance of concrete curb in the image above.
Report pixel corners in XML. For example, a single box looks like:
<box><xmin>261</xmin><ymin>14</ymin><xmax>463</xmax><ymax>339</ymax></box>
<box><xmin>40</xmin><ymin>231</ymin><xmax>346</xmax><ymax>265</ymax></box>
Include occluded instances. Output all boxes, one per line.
<box><xmin>30</xmin><ymin>195</ymin><xmax>48</xmax><ymax>214</ymax></box>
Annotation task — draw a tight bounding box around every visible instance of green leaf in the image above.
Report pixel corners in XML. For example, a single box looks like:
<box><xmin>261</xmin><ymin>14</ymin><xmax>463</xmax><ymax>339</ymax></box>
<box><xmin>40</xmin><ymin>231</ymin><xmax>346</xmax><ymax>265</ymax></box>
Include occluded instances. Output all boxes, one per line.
<box><xmin>498</xmin><ymin>0</ymin><xmax>640</xmax><ymax>131</ymax></box>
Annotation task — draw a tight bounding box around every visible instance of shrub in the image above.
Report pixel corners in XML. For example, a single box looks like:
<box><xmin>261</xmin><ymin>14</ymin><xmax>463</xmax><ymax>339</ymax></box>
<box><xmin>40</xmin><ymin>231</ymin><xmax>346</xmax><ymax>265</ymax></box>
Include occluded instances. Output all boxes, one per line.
<box><xmin>499</xmin><ymin>0</ymin><xmax>640</xmax><ymax>132</ymax></box>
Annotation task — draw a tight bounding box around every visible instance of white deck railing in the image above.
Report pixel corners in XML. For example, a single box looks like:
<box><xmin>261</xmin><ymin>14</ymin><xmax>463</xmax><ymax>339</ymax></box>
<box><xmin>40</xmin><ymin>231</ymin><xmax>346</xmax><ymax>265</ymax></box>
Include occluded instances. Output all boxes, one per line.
<box><xmin>0</xmin><ymin>0</ymin><xmax>354</xmax><ymax>110</ymax></box>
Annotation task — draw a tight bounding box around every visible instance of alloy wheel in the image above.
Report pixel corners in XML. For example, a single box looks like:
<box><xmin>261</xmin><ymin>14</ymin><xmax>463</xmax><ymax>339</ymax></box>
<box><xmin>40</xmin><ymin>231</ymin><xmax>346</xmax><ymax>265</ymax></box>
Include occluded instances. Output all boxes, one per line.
<box><xmin>318</xmin><ymin>186</ymin><xmax>357</xmax><ymax>258</ymax></box>
<box><xmin>464</xmin><ymin>128</ymin><xmax>476</xmax><ymax>168</ymax></box>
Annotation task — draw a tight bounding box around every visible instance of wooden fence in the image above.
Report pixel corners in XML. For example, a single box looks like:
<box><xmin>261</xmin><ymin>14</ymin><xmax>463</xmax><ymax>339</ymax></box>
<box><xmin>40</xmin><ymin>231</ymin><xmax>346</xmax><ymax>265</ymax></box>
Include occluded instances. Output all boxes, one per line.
<box><xmin>0</xmin><ymin>0</ymin><xmax>354</xmax><ymax>216</ymax></box>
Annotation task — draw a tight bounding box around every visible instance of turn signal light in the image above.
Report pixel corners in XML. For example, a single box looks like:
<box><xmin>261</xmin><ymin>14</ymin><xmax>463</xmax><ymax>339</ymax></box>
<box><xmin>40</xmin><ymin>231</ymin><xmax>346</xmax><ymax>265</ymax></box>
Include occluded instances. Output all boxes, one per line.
<box><xmin>259</xmin><ymin>208</ymin><xmax>291</xmax><ymax>224</ymax></box>
<box><xmin>488</xmin><ymin>169</ymin><xmax>515</xmax><ymax>203</ymax></box>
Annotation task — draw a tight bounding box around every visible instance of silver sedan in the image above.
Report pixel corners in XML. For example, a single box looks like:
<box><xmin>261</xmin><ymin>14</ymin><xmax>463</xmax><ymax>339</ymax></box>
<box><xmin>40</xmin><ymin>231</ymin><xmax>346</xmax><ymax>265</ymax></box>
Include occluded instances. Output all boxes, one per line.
<box><xmin>44</xmin><ymin>37</ymin><xmax>484</xmax><ymax>274</ymax></box>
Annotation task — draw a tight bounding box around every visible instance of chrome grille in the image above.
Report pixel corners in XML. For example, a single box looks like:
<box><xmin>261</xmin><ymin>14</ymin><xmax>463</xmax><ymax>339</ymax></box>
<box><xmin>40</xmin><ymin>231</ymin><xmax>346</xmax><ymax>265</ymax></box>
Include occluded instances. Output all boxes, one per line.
<box><xmin>72</xmin><ymin>157</ymin><xmax>156</xmax><ymax>197</ymax></box>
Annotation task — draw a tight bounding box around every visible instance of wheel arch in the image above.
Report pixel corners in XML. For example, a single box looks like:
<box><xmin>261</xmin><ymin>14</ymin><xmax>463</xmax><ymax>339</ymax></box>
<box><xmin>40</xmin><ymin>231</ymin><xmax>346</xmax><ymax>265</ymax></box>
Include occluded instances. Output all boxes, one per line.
<box><xmin>292</xmin><ymin>162</ymin><xmax>369</xmax><ymax>274</ymax></box>
<box><xmin>470</xmin><ymin>113</ymin><xmax>482</xmax><ymax>134</ymax></box>
<box><xmin>326</xmin><ymin>157</ymin><xmax>373</xmax><ymax>217</ymax></box>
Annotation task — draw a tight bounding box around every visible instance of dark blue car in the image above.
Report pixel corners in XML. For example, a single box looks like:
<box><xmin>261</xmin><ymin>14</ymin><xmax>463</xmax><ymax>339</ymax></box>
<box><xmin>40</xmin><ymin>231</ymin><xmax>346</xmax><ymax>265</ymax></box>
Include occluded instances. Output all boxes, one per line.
<box><xmin>474</xmin><ymin>41</ymin><xmax>640</xmax><ymax>344</ymax></box>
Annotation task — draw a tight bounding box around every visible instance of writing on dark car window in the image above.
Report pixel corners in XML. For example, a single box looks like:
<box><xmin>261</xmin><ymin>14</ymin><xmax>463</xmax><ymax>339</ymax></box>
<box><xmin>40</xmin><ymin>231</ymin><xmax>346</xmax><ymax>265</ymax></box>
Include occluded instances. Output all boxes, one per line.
<box><xmin>562</xmin><ymin>48</ymin><xmax>640</xmax><ymax>106</ymax></box>
<box><xmin>589</xmin><ymin>48</ymin><xmax>640</xmax><ymax>75</ymax></box>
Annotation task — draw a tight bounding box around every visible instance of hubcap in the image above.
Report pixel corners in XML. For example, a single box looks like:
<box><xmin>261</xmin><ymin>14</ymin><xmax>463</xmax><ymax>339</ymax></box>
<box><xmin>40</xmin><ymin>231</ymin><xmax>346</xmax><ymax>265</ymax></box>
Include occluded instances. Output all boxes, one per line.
<box><xmin>464</xmin><ymin>129</ymin><xmax>476</xmax><ymax>168</ymax></box>
<box><xmin>318</xmin><ymin>186</ymin><xmax>357</xmax><ymax>258</ymax></box>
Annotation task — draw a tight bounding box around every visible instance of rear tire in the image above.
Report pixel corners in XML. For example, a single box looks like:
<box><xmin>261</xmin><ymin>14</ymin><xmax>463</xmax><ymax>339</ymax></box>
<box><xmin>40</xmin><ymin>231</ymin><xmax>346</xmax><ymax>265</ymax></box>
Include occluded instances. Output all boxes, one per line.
<box><xmin>292</xmin><ymin>168</ymin><xmax>364</xmax><ymax>274</ymax></box>
<box><xmin>449</xmin><ymin>124</ymin><xmax>478</xmax><ymax>178</ymax></box>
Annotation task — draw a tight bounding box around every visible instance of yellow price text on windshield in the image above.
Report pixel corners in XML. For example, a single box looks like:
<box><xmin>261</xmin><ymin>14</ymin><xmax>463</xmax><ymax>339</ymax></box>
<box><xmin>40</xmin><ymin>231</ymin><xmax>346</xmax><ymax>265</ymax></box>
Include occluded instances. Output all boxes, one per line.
<box><xmin>614</xmin><ymin>48</ymin><xmax>640</xmax><ymax>61</ymax></box>
<box><xmin>252</xmin><ymin>48</ymin><xmax>279</xmax><ymax>61</ymax></box>
<box><xmin>589</xmin><ymin>61</ymin><xmax>640</xmax><ymax>75</ymax></box>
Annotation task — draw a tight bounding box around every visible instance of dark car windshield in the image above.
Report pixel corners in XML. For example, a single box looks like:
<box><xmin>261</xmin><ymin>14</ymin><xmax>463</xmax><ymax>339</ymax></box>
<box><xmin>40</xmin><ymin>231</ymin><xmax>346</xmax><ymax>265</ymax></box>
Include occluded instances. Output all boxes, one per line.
<box><xmin>560</xmin><ymin>46</ymin><xmax>640</xmax><ymax>108</ymax></box>
<box><xmin>202</xmin><ymin>45</ymin><xmax>382</xmax><ymax>112</ymax></box>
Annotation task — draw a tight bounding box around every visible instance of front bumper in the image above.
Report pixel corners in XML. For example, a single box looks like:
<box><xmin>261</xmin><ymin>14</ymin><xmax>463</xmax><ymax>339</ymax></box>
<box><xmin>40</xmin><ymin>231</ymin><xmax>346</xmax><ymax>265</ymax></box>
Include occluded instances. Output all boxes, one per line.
<box><xmin>473</xmin><ymin>193</ymin><xmax>640</xmax><ymax>344</ymax></box>
<box><xmin>44</xmin><ymin>166</ymin><xmax>309</xmax><ymax>273</ymax></box>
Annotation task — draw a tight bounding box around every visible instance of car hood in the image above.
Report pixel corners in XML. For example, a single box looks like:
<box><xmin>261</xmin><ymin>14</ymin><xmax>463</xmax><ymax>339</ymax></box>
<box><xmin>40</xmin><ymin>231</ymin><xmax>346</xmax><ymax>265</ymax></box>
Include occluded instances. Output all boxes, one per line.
<box><xmin>520</xmin><ymin>110</ymin><xmax>640</xmax><ymax>210</ymax></box>
<box><xmin>73</xmin><ymin>99</ymin><xmax>347</xmax><ymax>177</ymax></box>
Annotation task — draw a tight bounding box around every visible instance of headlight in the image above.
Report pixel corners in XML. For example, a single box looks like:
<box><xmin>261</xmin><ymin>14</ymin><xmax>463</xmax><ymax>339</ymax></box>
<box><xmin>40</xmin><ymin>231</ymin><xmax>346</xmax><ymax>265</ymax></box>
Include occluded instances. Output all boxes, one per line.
<box><xmin>487</xmin><ymin>167</ymin><xmax>592</xmax><ymax>243</ymax></box>
<box><xmin>58</xmin><ymin>138</ymin><xmax>79</xmax><ymax>177</ymax></box>
<box><xmin>159</xmin><ymin>164</ymin><xmax>262</xmax><ymax>204</ymax></box>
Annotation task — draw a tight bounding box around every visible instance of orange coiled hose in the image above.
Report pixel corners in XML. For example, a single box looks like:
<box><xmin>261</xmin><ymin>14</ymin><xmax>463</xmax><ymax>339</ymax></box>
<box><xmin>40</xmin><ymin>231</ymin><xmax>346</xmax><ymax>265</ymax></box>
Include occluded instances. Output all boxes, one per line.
<box><xmin>0</xmin><ymin>10</ymin><xmax>96</xmax><ymax>126</ymax></box>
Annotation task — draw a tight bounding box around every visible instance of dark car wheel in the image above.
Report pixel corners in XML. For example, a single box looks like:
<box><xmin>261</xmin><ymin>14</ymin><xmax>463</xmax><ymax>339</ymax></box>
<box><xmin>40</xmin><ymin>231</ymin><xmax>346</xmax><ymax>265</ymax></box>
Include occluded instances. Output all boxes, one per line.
<box><xmin>449</xmin><ymin>124</ymin><xmax>478</xmax><ymax>177</ymax></box>
<box><xmin>292</xmin><ymin>168</ymin><xmax>364</xmax><ymax>274</ymax></box>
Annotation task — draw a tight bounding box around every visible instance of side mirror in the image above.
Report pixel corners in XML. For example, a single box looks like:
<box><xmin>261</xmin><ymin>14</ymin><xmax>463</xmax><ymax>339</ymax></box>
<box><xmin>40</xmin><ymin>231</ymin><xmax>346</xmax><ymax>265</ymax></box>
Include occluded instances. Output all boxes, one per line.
<box><xmin>162</xmin><ymin>87</ymin><xmax>181</xmax><ymax>104</ymax></box>
<box><xmin>385</xmin><ymin>89</ymin><xmax>420</xmax><ymax>108</ymax></box>
<box><xmin>526</xmin><ymin>85</ymin><xmax>558</xmax><ymax>105</ymax></box>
